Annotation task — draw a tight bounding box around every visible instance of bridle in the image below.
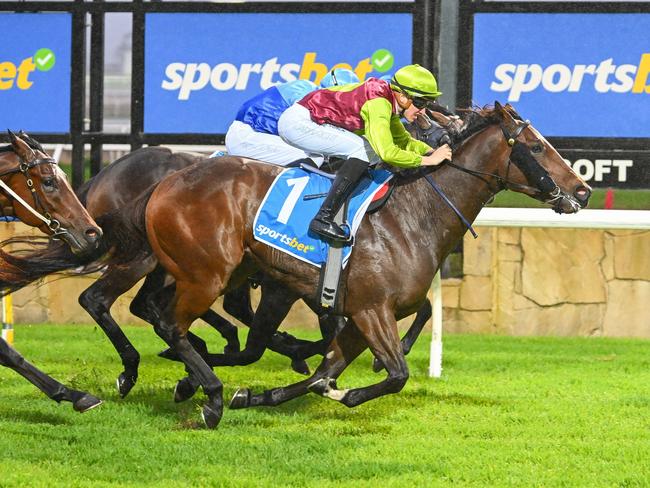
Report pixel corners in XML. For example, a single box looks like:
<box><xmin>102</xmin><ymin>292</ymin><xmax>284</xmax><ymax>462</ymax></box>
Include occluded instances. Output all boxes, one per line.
<box><xmin>419</xmin><ymin>116</ymin><xmax>568</xmax><ymax>238</ymax></box>
<box><xmin>442</xmin><ymin>120</ymin><xmax>563</xmax><ymax>204</ymax></box>
<box><xmin>0</xmin><ymin>152</ymin><xmax>68</xmax><ymax>237</ymax></box>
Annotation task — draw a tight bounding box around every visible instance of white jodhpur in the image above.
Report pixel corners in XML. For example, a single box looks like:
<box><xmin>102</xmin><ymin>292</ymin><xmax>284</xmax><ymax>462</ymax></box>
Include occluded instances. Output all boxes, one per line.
<box><xmin>225</xmin><ymin>120</ymin><xmax>318</xmax><ymax>167</ymax></box>
<box><xmin>278</xmin><ymin>104</ymin><xmax>381</xmax><ymax>165</ymax></box>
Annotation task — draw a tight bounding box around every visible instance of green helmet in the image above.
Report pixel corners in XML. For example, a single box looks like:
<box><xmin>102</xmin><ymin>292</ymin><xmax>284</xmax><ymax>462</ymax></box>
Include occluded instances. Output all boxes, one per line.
<box><xmin>392</xmin><ymin>64</ymin><xmax>442</xmax><ymax>99</ymax></box>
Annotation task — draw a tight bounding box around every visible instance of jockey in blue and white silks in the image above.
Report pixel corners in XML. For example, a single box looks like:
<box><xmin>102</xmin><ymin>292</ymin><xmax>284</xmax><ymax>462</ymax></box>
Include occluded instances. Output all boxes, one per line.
<box><xmin>222</xmin><ymin>68</ymin><xmax>360</xmax><ymax>167</ymax></box>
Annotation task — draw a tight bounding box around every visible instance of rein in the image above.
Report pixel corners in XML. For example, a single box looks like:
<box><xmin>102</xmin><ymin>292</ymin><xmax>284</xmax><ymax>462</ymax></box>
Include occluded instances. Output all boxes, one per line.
<box><xmin>0</xmin><ymin>155</ymin><xmax>67</xmax><ymax>236</ymax></box>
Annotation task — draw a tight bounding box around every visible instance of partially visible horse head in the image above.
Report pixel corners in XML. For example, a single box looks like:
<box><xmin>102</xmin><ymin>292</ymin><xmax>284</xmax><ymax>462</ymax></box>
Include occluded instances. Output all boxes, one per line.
<box><xmin>408</xmin><ymin>105</ymin><xmax>463</xmax><ymax>148</ymax></box>
<box><xmin>493</xmin><ymin>102</ymin><xmax>591</xmax><ymax>213</ymax></box>
<box><xmin>0</xmin><ymin>130</ymin><xmax>102</xmax><ymax>256</ymax></box>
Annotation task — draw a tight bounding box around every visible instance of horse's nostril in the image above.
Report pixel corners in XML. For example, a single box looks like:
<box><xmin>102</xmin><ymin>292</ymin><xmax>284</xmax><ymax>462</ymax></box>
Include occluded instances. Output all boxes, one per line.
<box><xmin>85</xmin><ymin>227</ymin><xmax>102</xmax><ymax>241</ymax></box>
<box><xmin>574</xmin><ymin>185</ymin><xmax>591</xmax><ymax>204</ymax></box>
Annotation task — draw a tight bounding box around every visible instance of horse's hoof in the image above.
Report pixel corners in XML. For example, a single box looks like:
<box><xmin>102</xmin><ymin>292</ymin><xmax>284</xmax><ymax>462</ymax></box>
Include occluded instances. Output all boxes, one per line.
<box><xmin>291</xmin><ymin>359</ymin><xmax>311</xmax><ymax>376</ymax></box>
<box><xmin>158</xmin><ymin>348</ymin><xmax>180</xmax><ymax>361</ymax></box>
<box><xmin>229</xmin><ymin>388</ymin><xmax>250</xmax><ymax>409</ymax></box>
<box><xmin>116</xmin><ymin>373</ymin><xmax>137</xmax><ymax>398</ymax></box>
<box><xmin>73</xmin><ymin>394</ymin><xmax>103</xmax><ymax>413</ymax></box>
<box><xmin>372</xmin><ymin>357</ymin><xmax>385</xmax><ymax>373</ymax></box>
<box><xmin>174</xmin><ymin>377</ymin><xmax>199</xmax><ymax>403</ymax></box>
<box><xmin>201</xmin><ymin>404</ymin><xmax>222</xmax><ymax>429</ymax></box>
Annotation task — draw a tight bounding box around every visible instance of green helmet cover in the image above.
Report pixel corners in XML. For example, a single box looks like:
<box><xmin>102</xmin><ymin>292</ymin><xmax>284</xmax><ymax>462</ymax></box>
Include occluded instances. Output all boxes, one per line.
<box><xmin>392</xmin><ymin>64</ymin><xmax>442</xmax><ymax>99</ymax></box>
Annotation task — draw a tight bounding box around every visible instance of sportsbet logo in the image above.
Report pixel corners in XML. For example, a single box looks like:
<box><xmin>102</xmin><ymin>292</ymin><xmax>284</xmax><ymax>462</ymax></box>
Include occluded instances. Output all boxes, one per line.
<box><xmin>162</xmin><ymin>50</ymin><xmax>391</xmax><ymax>101</ymax></box>
<box><xmin>491</xmin><ymin>54</ymin><xmax>650</xmax><ymax>102</ymax></box>
<box><xmin>256</xmin><ymin>224</ymin><xmax>315</xmax><ymax>254</ymax></box>
<box><xmin>0</xmin><ymin>48</ymin><xmax>56</xmax><ymax>90</ymax></box>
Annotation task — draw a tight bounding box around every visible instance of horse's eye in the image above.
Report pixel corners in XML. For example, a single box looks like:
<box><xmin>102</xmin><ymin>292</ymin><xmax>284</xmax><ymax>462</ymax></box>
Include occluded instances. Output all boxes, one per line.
<box><xmin>530</xmin><ymin>144</ymin><xmax>543</xmax><ymax>154</ymax></box>
<box><xmin>42</xmin><ymin>178</ymin><xmax>56</xmax><ymax>191</ymax></box>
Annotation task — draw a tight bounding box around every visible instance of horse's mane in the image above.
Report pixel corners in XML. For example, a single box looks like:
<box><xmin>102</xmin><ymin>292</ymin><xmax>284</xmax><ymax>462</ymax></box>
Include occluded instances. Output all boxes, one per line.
<box><xmin>447</xmin><ymin>105</ymin><xmax>502</xmax><ymax>151</ymax></box>
<box><xmin>18</xmin><ymin>132</ymin><xmax>46</xmax><ymax>153</ymax></box>
<box><xmin>392</xmin><ymin>104</ymin><xmax>524</xmax><ymax>183</ymax></box>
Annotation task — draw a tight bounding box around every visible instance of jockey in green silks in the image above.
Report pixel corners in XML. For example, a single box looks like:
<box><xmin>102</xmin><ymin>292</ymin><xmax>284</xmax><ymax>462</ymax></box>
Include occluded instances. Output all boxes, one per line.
<box><xmin>278</xmin><ymin>64</ymin><xmax>453</xmax><ymax>243</ymax></box>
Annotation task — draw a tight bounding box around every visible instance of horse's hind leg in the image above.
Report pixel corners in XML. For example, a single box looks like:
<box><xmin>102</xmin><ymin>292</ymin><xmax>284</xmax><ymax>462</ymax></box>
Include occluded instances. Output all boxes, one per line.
<box><xmin>155</xmin><ymin>280</ymin><xmax>226</xmax><ymax>428</ymax></box>
<box><xmin>0</xmin><ymin>338</ymin><xmax>101</xmax><ymax>413</ymax></box>
<box><xmin>373</xmin><ymin>299</ymin><xmax>431</xmax><ymax>372</ymax></box>
<box><xmin>78</xmin><ymin>253</ymin><xmax>156</xmax><ymax>398</ymax></box>
<box><xmin>133</xmin><ymin>266</ymin><xmax>240</xmax><ymax>360</ymax></box>
<box><xmin>313</xmin><ymin>306</ymin><xmax>409</xmax><ymax>408</ymax></box>
<box><xmin>230</xmin><ymin>320</ymin><xmax>367</xmax><ymax>409</ymax></box>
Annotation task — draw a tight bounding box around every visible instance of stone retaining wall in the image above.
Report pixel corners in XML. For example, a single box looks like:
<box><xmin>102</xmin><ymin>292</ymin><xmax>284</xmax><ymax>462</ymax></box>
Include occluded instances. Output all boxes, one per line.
<box><xmin>2</xmin><ymin>222</ymin><xmax>649</xmax><ymax>337</ymax></box>
<box><xmin>443</xmin><ymin>227</ymin><xmax>649</xmax><ymax>337</ymax></box>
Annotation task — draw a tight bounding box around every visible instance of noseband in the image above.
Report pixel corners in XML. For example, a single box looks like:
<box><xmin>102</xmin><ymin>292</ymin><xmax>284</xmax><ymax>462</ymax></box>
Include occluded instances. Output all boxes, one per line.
<box><xmin>0</xmin><ymin>155</ymin><xmax>68</xmax><ymax>237</ymax></box>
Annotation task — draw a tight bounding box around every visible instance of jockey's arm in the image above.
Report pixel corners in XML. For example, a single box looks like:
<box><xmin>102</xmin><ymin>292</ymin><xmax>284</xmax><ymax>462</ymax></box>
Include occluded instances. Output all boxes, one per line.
<box><xmin>390</xmin><ymin>115</ymin><xmax>433</xmax><ymax>155</ymax></box>
<box><xmin>359</xmin><ymin>98</ymin><xmax>432</xmax><ymax>168</ymax></box>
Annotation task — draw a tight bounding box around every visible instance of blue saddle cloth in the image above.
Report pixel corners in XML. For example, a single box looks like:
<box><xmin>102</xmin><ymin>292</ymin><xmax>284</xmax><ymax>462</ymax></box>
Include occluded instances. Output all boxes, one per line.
<box><xmin>253</xmin><ymin>167</ymin><xmax>393</xmax><ymax>267</ymax></box>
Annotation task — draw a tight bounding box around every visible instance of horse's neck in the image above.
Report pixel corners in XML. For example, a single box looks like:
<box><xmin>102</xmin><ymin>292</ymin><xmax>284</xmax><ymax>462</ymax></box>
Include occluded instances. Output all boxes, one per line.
<box><xmin>390</xmin><ymin>126</ymin><xmax>503</xmax><ymax>264</ymax></box>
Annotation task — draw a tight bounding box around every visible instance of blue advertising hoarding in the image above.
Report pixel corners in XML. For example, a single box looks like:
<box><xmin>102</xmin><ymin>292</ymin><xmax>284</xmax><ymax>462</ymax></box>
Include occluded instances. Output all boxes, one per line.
<box><xmin>144</xmin><ymin>13</ymin><xmax>412</xmax><ymax>133</ymax></box>
<box><xmin>0</xmin><ymin>13</ymin><xmax>71</xmax><ymax>133</ymax></box>
<box><xmin>472</xmin><ymin>13</ymin><xmax>650</xmax><ymax>138</ymax></box>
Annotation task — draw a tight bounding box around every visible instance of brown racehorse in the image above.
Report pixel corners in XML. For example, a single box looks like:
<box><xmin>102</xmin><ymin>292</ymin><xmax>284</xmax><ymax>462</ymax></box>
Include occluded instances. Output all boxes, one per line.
<box><xmin>0</xmin><ymin>131</ymin><xmax>103</xmax><ymax>412</ymax></box>
<box><xmin>119</xmin><ymin>102</ymin><xmax>590</xmax><ymax>428</ymax></box>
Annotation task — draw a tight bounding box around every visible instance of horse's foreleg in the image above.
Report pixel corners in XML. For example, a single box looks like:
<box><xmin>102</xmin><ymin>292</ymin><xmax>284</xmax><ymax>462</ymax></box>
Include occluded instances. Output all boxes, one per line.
<box><xmin>222</xmin><ymin>282</ymin><xmax>255</xmax><ymax>327</ymax></box>
<box><xmin>204</xmin><ymin>284</ymin><xmax>297</xmax><ymax>367</ymax></box>
<box><xmin>0</xmin><ymin>338</ymin><xmax>101</xmax><ymax>412</ymax></box>
<box><xmin>199</xmin><ymin>309</ymin><xmax>241</xmax><ymax>354</ymax></box>
<box><xmin>265</xmin><ymin>313</ymin><xmax>345</xmax><ymax>375</ymax></box>
<box><xmin>230</xmin><ymin>320</ymin><xmax>367</xmax><ymax>409</ymax></box>
<box><xmin>322</xmin><ymin>306</ymin><xmax>408</xmax><ymax>408</ymax></box>
<box><xmin>373</xmin><ymin>299</ymin><xmax>432</xmax><ymax>372</ymax></box>
<box><xmin>78</xmin><ymin>255</ymin><xmax>156</xmax><ymax>398</ymax></box>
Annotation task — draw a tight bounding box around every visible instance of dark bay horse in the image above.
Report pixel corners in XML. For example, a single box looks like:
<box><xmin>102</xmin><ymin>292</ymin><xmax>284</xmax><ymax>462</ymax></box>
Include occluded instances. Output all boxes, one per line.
<box><xmin>0</xmin><ymin>131</ymin><xmax>103</xmax><ymax>413</ymax></box>
<box><xmin>123</xmin><ymin>102</ymin><xmax>590</xmax><ymax>427</ymax></box>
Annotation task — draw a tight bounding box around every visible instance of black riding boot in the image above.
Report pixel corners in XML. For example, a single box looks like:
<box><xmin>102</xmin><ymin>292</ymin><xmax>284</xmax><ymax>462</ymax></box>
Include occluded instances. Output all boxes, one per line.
<box><xmin>309</xmin><ymin>157</ymin><xmax>369</xmax><ymax>242</ymax></box>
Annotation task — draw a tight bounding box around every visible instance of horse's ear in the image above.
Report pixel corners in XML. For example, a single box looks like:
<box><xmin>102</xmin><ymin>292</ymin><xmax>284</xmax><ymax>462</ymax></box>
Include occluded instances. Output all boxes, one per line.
<box><xmin>8</xmin><ymin>130</ymin><xmax>36</xmax><ymax>162</ymax></box>
<box><xmin>495</xmin><ymin>101</ymin><xmax>516</xmax><ymax>126</ymax></box>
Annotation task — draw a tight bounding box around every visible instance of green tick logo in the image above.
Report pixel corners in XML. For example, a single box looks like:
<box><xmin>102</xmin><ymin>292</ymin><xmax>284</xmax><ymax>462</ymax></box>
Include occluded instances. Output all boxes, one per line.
<box><xmin>33</xmin><ymin>48</ymin><xmax>55</xmax><ymax>72</ymax></box>
<box><xmin>370</xmin><ymin>49</ymin><xmax>394</xmax><ymax>73</ymax></box>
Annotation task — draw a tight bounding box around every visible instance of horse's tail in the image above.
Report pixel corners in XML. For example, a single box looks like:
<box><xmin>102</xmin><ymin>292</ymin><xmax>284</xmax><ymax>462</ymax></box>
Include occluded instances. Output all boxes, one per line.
<box><xmin>0</xmin><ymin>237</ymin><xmax>100</xmax><ymax>296</ymax></box>
<box><xmin>0</xmin><ymin>184</ymin><xmax>157</xmax><ymax>296</ymax></box>
<box><xmin>96</xmin><ymin>183</ymin><xmax>156</xmax><ymax>266</ymax></box>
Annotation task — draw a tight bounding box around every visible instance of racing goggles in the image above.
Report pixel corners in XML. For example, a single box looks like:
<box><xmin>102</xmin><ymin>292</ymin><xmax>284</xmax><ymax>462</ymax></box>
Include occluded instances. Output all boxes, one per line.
<box><xmin>411</xmin><ymin>97</ymin><xmax>430</xmax><ymax>110</ymax></box>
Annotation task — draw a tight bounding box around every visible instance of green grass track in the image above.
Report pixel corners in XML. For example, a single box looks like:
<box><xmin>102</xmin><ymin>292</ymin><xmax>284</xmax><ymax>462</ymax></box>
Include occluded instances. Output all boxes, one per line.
<box><xmin>1</xmin><ymin>324</ymin><xmax>650</xmax><ymax>487</ymax></box>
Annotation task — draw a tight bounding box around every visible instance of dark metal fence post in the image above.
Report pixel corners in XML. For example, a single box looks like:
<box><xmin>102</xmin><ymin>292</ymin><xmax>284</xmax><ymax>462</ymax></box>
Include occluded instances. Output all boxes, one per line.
<box><xmin>131</xmin><ymin>0</ymin><xmax>145</xmax><ymax>151</ymax></box>
<box><xmin>90</xmin><ymin>0</ymin><xmax>105</xmax><ymax>177</ymax></box>
<box><xmin>414</xmin><ymin>0</ymin><xmax>437</xmax><ymax>72</ymax></box>
<box><xmin>70</xmin><ymin>0</ymin><xmax>87</xmax><ymax>189</ymax></box>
